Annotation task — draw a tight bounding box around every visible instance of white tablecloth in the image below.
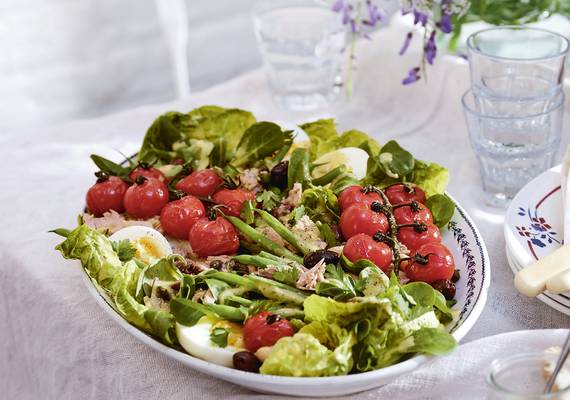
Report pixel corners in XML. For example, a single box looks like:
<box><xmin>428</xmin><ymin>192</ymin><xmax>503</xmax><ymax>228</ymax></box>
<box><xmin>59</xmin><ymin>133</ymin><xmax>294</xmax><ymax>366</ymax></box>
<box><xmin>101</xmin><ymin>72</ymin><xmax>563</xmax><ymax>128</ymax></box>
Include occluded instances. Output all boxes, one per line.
<box><xmin>2</xmin><ymin>24</ymin><xmax>570</xmax><ymax>400</ymax></box>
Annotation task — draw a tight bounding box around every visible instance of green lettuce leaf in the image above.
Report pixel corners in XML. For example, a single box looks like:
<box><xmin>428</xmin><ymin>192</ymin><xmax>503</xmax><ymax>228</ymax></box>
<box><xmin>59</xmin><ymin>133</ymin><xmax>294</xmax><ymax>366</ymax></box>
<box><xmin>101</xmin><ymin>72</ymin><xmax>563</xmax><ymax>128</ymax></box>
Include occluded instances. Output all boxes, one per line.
<box><xmin>260</xmin><ymin>322</ymin><xmax>356</xmax><ymax>376</ymax></box>
<box><xmin>135</xmin><ymin>255</ymin><xmax>184</xmax><ymax>302</ymax></box>
<box><xmin>298</xmin><ymin>186</ymin><xmax>340</xmax><ymax>225</ymax></box>
<box><xmin>138</xmin><ymin>106</ymin><xmax>256</xmax><ymax>165</ymax></box>
<box><xmin>232</xmin><ymin>122</ymin><xmax>293</xmax><ymax>168</ymax></box>
<box><xmin>56</xmin><ymin>224</ymin><xmax>123</xmax><ymax>289</ymax></box>
<box><xmin>303</xmin><ymin>295</ymin><xmax>393</xmax><ymax>328</ymax></box>
<box><xmin>425</xmin><ymin>193</ymin><xmax>456</xmax><ymax>228</ymax></box>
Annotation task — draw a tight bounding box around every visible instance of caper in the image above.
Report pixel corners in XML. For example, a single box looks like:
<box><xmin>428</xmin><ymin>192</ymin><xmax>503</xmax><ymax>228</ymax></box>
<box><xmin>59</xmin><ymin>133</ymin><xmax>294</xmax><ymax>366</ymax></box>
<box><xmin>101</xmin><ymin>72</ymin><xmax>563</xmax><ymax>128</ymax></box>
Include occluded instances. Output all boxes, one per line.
<box><xmin>431</xmin><ymin>279</ymin><xmax>456</xmax><ymax>300</ymax></box>
<box><xmin>270</xmin><ymin>161</ymin><xmax>289</xmax><ymax>189</ymax></box>
<box><xmin>303</xmin><ymin>250</ymin><xmax>339</xmax><ymax>269</ymax></box>
<box><xmin>233</xmin><ymin>351</ymin><xmax>261</xmax><ymax>373</ymax></box>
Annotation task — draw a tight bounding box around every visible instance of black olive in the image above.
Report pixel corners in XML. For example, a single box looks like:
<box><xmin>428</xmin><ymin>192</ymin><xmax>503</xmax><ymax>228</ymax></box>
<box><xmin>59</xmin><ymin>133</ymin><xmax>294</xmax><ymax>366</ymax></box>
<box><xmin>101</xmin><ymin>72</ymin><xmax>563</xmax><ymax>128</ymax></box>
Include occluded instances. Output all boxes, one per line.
<box><xmin>431</xmin><ymin>279</ymin><xmax>456</xmax><ymax>300</ymax></box>
<box><xmin>233</xmin><ymin>351</ymin><xmax>261</xmax><ymax>373</ymax></box>
<box><xmin>270</xmin><ymin>161</ymin><xmax>289</xmax><ymax>189</ymax></box>
<box><xmin>209</xmin><ymin>260</ymin><xmax>224</xmax><ymax>270</ymax></box>
<box><xmin>451</xmin><ymin>269</ymin><xmax>460</xmax><ymax>283</ymax></box>
<box><xmin>304</xmin><ymin>250</ymin><xmax>339</xmax><ymax>269</ymax></box>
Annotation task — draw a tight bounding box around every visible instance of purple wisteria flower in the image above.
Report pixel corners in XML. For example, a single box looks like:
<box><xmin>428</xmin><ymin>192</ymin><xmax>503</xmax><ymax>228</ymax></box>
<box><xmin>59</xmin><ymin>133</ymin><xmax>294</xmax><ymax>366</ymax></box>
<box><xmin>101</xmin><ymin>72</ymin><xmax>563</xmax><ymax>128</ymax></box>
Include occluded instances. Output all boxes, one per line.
<box><xmin>438</xmin><ymin>13</ymin><xmax>453</xmax><ymax>33</ymax></box>
<box><xmin>425</xmin><ymin>31</ymin><xmax>437</xmax><ymax>65</ymax></box>
<box><xmin>399</xmin><ymin>32</ymin><xmax>413</xmax><ymax>56</ymax></box>
<box><xmin>331</xmin><ymin>0</ymin><xmax>467</xmax><ymax>87</ymax></box>
<box><xmin>402</xmin><ymin>67</ymin><xmax>420</xmax><ymax>85</ymax></box>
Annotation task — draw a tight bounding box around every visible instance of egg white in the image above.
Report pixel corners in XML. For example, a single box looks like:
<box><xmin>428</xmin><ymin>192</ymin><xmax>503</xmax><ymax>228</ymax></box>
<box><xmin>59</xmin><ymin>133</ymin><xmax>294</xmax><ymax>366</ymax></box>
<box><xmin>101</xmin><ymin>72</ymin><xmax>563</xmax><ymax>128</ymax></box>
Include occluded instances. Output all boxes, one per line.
<box><xmin>176</xmin><ymin>318</ymin><xmax>245</xmax><ymax>368</ymax></box>
<box><xmin>312</xmin><ymin>147</ymin><xmax>369</xmax><ymax>181</ymax></box>
<box><xmin>109</xmin><ymin>226</ymin><xmax>172</xmax><ymax>265</ymax></box>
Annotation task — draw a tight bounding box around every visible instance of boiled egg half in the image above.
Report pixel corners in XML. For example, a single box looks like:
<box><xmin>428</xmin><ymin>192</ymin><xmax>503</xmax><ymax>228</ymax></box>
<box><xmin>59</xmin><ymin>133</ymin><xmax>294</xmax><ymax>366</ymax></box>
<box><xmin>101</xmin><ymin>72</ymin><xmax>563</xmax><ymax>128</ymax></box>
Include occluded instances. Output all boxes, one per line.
<box><xmin>312</xmin><ymin>147</ymin><xmax>369</xmax><ymax>181</ymax></box>
<box><xmin>176</xmin><ymin>317</ymin><xmax>246</xmax><ymax>368</ymax></box>
<box><xmin>109</xmin><ymin>226</ymin><xmax>172</xmax><ymax>265</ymax></box>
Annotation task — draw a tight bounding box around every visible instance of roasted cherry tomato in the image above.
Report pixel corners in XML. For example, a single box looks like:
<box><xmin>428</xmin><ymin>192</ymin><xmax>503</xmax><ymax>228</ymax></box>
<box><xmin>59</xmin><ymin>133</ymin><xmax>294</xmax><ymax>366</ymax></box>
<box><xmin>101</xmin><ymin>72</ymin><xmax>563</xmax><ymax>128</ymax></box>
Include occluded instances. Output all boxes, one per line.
<box><xmin>342</xmin><ymin>233</ymin><xmax>393</xmax><ymax>272</ymax></box>
<box><xmin>124</xmin><ymin>177</ymin><xmax>169</xmax><ymax>219</ymax></box>
<box><xmin>385</xmin><ymin>183</ymin><xmax>426</xmax><ymax>205</ymax></box>
<box><xmin>397</xmin><ymin>223</ymin><xmax>442</xmax><ymax>253</ymax></box>
<box><xmin>175</xmin><ymin>169</ymin><xmax>223</xmax><ymax>197</ymax></box>
<box><xmin>243</xmin><ymin>312</ymin><xmax>295</xmax><ymax>353</ymax></box>
<box><xmin>338</xmin><ymin>185</ymin><xmax>383</xmax><ymax>211</ymax></box>
<box><xmin>128</xmin><ymin>165</ymin><xmax>165</xmax><ymax>182</ymax></box>
<box><xmin>212</xmin><ymin>188</ymin><xmax>255</xmax><ymax>217</ymax></box>
<box><xmin>86</xmin><ymin>175</ymin><xmax>128</xmax><ymax>217</ymax></box>
<box><xmin>406</xmin><ymin>243</ymin><xmax>455</xmax><ymax>283</ymax></box>
<box><xmin>339</xmin><ymin>204</ymin><xmax>389</xmax><ymax>239</ymax></box>
<box><xmin>159</xmin><ymin>196</ymin><xmax>206</xmax><ymax>239</ymax></box>
<box><xmin>393</xmin><ymin>202</ymin><xmax>433</xmax><ymax>225</ymax></box>
<box><xmin>188</xmin><ymin>216</ymin><xmax>239</xmax><ymax>257</ymax></box>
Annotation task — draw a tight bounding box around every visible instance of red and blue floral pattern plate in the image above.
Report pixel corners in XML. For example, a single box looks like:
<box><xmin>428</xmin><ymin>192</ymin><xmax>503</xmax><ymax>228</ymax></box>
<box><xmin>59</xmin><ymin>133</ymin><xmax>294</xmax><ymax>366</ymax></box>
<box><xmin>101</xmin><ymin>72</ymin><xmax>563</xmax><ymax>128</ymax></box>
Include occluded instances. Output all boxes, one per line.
<box><xmin>505</xmin><ymin>165</ymin><xmax>570</xmax><ymax>315</ymax></box>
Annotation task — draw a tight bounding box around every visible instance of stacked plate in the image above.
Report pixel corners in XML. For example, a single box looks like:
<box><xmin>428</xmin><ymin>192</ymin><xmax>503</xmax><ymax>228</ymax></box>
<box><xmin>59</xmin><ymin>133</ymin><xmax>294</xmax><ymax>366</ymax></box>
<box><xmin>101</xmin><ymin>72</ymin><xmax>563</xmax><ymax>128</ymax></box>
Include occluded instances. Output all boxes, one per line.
<box><xmin>504</xmin><ymin>165</ymin><xmax>570</xmax><ymax>315</ymax></box>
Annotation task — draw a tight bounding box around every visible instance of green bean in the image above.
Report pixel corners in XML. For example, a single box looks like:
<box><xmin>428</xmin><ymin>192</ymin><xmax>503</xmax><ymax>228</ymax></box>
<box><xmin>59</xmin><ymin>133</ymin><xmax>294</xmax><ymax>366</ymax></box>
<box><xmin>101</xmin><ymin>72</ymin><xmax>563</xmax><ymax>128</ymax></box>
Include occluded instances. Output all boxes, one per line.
<box><xmin>258</xmin><ymin>251</ymin><xmax>286</xmax><ymax>263</ymax></box>
<box><xmin>311</xmin><ymin>164</ymin><xmax>347</xmax><ymax>186</ymax></box>
<box><xmin>255</xmin><ymin>209</ymin><xmax>311</xmax><ymax>256</ymax></box>
<box><xmin>239</xmin><ymin>239</ymin><xmax>262</xmax><ymax>254</ymax></box>
<box><xmin>270</xmin><ymin>307</ymin><xmax>305</xmax><ymax>320</ymax></box>
<box><xmin>224</xmin><ymin>295</ymin><xmax>253</xmax><ymax>306</ymax></box>
<box><xmin>200</xmin><ymin>270</ymin><xmax>252</xmax><ymax>288</ymax></box>
<box><xmin>226</xmin><ymin>215</ymin><xmax>304</xmax><ymax>264</ymax></box>
<box><xmin>206</xmin><ymin>303</ymin><xmax>245</xmax><ymax>322</ymax></box>
<box><xmin>233</xmin><ymin>254</ymin><xmax>286</xmax><ymax>269</ymax></box>
<box><xmin>249</xmin><ymin>275</ymin><xmax>307</xmax><ymax>296</ymax></box>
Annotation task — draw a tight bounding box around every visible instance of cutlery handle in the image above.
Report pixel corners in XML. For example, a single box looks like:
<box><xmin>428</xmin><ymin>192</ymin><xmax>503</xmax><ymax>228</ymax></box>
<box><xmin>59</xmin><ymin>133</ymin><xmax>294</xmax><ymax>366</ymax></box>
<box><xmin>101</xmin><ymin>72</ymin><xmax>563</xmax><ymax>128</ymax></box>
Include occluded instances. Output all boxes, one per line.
<box><xmin>546</xmin><ymin>269</ymin><xmax>570</xmax><ymax>294</ymax></box>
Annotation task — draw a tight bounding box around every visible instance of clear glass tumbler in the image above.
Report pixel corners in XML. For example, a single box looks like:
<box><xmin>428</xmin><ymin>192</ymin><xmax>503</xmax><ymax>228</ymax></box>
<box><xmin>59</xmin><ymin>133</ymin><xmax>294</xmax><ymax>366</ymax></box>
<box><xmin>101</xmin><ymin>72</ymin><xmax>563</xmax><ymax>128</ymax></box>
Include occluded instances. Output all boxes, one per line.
<box><xmin>467</xmin><ymin>26</ymin><xmax>569</xmax><ymax>103</ymax></box>
<box><xmin>253</xmin><ymin>0</ymin><xmax>346</xmax><ymax>111</ymax></box>
<box><xmin>462</xmin><ymin>89</ymin><xmax>564</xmax><ymax>207</ymax></box>
<box><xmin>486</xmin><ymin>353</ymin><xmax>570</xmax><ymax>399</ymax></box>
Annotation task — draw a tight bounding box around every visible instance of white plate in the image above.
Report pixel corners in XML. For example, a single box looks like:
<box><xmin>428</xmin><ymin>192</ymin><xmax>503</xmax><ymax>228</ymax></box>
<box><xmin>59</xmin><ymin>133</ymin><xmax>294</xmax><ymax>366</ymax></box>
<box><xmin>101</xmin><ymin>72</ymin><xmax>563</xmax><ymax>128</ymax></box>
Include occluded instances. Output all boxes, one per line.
<box><xmin>79</xmin><ymin>194</ymin><xmax>490</xmax><ymax>397</ymax></box>
<box><xmin>504</xmin><ymin>165</ymin><xmax>570</xmax><ymax>316</ymax></box>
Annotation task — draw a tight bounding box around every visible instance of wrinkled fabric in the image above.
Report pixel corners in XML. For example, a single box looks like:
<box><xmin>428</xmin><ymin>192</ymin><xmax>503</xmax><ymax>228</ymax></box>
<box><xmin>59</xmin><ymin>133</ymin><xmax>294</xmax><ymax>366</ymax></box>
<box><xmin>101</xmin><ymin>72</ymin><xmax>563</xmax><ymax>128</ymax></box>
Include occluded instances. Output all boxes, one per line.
<box><xmin>1</xmin><ymin>22</ymin><xmax>570</xmax><ymax>400</ymax></box>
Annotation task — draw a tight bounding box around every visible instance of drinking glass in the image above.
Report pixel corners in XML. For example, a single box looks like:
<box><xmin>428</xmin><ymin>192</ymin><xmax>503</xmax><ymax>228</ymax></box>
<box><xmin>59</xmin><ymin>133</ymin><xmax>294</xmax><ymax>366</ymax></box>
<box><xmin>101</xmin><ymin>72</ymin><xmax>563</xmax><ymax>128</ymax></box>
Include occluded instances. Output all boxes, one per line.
<box><xmin>486</xmin><ymin>353</ymin><xmax>570</xmax><ymax>399</ymax></box>
<box><xmin>462</xmin><ymin>89</ymin><xmax>564</xmax><ymax>207</ymax></box>
<box><xmin>253</xmin><ymin>0</ymin><xmax>346</xmax><ymax>111</ymax></box>
<box><xmin>467</xmin><ymin>26</ymin><xmax>569</xmax><ymax>103</ymax></box>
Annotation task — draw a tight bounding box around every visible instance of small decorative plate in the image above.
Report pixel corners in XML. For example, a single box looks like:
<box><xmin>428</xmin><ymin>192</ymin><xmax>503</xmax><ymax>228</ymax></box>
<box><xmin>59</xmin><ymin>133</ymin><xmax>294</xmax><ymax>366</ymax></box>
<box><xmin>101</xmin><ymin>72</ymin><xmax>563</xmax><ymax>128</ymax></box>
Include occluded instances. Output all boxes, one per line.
<box><xmin>504</xmin><ymin>165</ymin><xmax>570</xmax><ymax>315</ymax></box>
<box><xmin>79</xmin><ymin>194</ymin><xmax>490</xmax><ymax>397</ymax></box>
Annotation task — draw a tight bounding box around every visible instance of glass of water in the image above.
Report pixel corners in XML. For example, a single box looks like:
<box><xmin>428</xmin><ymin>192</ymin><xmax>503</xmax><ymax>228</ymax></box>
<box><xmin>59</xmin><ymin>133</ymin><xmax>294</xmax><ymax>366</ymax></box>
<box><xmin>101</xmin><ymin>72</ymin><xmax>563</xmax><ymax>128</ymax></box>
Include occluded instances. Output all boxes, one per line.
<box><xmin>462</xmin><ymin>89</ymin><xmax>564</xmax><ymax>207</ymax></box>
<box><xmin>467</xmin><ymin>26</ymin><xmax>569</xmax><ymax>102</ymax></box>
<box><xmin>486</xmin><ymin>353</ymin><xmax>570</xmax><ymax>399</ymax></box>
<box><xmin>253</xmin><ymin>0</ymin><xmax>346</xmax><ymax>111</ymax></box>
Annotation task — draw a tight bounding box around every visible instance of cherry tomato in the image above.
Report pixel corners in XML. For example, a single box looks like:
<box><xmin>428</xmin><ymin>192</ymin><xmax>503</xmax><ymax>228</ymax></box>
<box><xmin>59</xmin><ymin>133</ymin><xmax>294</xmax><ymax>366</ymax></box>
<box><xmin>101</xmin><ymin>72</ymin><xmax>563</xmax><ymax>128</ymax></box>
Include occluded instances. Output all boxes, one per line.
<box><xmin>385</xmin><ymin>183</ymin><xmax>426</xmax><ymax>205</ymax></box>
<box><xmin>175</xmin><ymin>169</ymin><xmax>223</xmax><ymax>197</ymax></box>
<box><xmin>212</xmin><ymin>188</ymin><xmax>255</xmax><ymax>217</ymax></box>
<box><xmin>129</xmin><ymin>165</ymin><xmax>165</xmax><ymax>182</ymax></box>
<box><xmin>343</xmin><ymin>233</ymin><xmax>393</xmax><ymax>272</ymax></box>
<box><xmin>86</xmin><ymin>176</ymin><xmax>128</xmax><ymax>217</ymax></box>
<box><xmin>159</xmin><ymin>196</ymin><xmax>206</xmax><ymax>239</ymax></box>
<box><xmin>338</xmin><ymin>185</ymin><xmax>383</xmax><ymax>211</ymax></box>
<box><xmin>188</xmin><ymin>216</ymin><xmax>239</xmax><ymax>257</ymax></box>
<box><xmin>243</xmin><ymin>312</ymin><xmax>295</xmax><ymax>352</ymax></box>
<box><xmin>339</xmin><ymin>204</ymin><xmax>389</xmax><ymax>239</ymax></box>
<box><xmin>393</xmin><ymin>202</ymin><xmax>433</xmax><ymax>225</ymax></box>
<box><xmin>397</xmin><ymin>223</ymin><xmax>442</xmax><ymax>253</ymax></box>
<box><xmin>406</xmin><ymin>243</ymin><xmax>455</xmax><ymax>283</ymax></box>
<box><xmin>124</xmin><ymin>177</ymin><xmax>169</xmax><ymax>219</ymax></box>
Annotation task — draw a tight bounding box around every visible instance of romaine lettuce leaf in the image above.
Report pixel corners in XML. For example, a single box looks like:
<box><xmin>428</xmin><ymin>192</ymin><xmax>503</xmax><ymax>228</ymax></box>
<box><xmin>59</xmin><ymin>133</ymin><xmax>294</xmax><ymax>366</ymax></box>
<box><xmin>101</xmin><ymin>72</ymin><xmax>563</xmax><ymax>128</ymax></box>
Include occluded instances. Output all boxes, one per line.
<box><xmin>56</xmin><ymin>224</ymin><xmax>123</xmax><ymax>289</ymax></box>
<box><xmin>259</xmin><ymin>322</ymin><xmax>356</xmax><ymax>376</ymax></box>
<box><xmin>303</xmin><ymin>295</ymin><xmax>393</xmax><ymax>328</ymax></box>
<box><xmin>138</xmin><ymin>106</ymin><xmax>256</xmax><ymax>165</ymax></box>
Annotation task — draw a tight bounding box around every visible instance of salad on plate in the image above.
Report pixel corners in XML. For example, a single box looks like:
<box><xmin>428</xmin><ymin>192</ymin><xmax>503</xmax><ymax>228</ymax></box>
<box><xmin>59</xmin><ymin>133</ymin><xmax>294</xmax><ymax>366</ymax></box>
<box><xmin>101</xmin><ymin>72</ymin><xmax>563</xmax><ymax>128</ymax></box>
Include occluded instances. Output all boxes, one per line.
<box><xmin>54</xmin><ymin>105</ymin><xmax>460</xmax><ymax>377</ymax></box>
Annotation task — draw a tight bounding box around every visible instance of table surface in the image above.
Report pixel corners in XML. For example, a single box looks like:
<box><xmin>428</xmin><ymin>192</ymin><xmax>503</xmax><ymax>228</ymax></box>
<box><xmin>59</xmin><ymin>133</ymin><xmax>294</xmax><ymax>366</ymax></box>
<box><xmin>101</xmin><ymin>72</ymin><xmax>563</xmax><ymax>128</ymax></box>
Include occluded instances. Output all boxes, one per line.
<box><xmin>2</xmin><ymin>23</ymin><xmax>570</xmax><ymax>400</ymax></box>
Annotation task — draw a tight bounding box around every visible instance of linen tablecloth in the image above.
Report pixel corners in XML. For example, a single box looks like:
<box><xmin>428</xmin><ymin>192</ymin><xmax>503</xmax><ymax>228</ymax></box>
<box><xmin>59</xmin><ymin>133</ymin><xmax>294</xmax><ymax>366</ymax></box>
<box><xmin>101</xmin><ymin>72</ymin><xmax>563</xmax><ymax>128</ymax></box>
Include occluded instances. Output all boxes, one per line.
<box><xmin>2</xmin><ymin>23</ymin><xmax>570</xmax><ymax>399</ymax></box>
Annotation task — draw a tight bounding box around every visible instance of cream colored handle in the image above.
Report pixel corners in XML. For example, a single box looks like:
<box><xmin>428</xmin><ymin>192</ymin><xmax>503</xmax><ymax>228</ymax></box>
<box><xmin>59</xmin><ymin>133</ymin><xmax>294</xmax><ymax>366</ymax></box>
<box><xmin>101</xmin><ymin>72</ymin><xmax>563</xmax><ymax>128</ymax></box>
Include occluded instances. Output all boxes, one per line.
<box><xmin>545</xmin><ymin>268</ymin><xmax>570</xmax><ymax>294</ymax></box>
<box><xmin>514</xmin><ymin>245</ymin><xmax>570</xmax><ymax>297</ymax></box>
